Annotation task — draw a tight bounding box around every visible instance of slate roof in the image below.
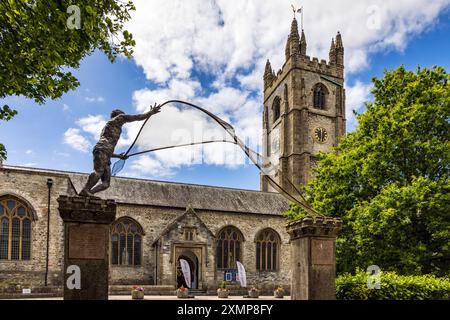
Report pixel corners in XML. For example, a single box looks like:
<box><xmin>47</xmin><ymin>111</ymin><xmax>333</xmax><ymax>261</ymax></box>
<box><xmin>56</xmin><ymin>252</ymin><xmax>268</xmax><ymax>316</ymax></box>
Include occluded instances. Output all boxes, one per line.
<box><xmin>1</xmin><ymin>165</ymin><xmax>289</xmax><ymax>215</ymax></box>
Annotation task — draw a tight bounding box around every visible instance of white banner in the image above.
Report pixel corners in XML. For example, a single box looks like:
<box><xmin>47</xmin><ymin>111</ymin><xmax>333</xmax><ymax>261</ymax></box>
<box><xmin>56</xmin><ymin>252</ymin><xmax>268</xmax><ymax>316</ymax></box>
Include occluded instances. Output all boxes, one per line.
<box><xmin>236</xmin><ymin>261</ymin><xmax>247</xmax><ymax>288</ymax></box>
<box><xmin>179</xmin><ymin>259</ymin><xmax>191</xmax><ymax>288</ymax></box>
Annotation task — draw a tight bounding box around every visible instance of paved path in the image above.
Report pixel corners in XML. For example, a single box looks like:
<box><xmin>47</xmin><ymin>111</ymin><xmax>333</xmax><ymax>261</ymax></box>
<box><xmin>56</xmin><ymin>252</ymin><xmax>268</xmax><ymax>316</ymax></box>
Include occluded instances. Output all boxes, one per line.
<box><xmin>5</xmin><ymin>295</ymin><xmax>291</xmax><ymax>300</ymax></box>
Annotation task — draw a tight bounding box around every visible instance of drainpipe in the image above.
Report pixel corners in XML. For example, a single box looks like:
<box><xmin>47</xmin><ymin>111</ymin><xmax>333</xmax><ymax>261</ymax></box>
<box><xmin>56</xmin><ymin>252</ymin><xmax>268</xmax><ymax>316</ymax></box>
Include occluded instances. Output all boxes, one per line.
<box><xmin>44</xmin><ymin>178</ymin><xmax>53</xmax><ymax>286</ymax></box>
<box><xmin>154</xmin><ymin>241</ymin><xmax>159</xmax><ymax>285</ymax></box>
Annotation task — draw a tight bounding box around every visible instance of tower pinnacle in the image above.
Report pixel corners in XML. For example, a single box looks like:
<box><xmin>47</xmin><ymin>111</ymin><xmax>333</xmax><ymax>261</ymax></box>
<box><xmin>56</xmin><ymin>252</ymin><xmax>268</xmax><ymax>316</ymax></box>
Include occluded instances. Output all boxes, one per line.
<box><xmin>289</xmin><ymin>18</ymin><xmax>300</xmax><ymax>55</ymax></box>
<box><xmin>329</xmin><ymin>38</ymin><xmax>336</xmax><ymax>64</ymax></box>
<box><xmin>300</xmin><ymin>29</ymin><xmax>307</xmax><ymax>55</ymax></box>
<box><xmin>285</xmin><ymin>35</ymin><xmax>291</xmax><ymax>60</ymax></box>
<box><xmin>263</xmin><ymin>59</ymin><xmax>275</xmax><ymax>90</ymax></box>
<box><xmin>335</xmin><ymin>32</ymin><xmax>344</xmax><ymax>67</ymax></box>
<box><xmin>290</xmin><ymin>18</ymin><xmax>299</xmax><ymax>39</ymax></box>
<box><xmin>335</xmin><ymin>31</ymin><xmax>343</xmax><ymax>48</ymax></box>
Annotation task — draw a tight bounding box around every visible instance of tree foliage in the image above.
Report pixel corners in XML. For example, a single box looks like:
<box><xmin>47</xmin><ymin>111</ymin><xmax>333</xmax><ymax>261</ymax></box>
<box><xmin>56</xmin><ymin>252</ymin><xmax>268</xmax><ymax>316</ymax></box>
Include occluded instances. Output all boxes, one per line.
<box><xmin>285</xmin><ymin>65</ymin><xmax>450</xmax><ymax>276</ymax></box>
<box><xmin>0</xmin><ymin>0</ymin><xmax>136</xmax><ymax>160</ymax></box>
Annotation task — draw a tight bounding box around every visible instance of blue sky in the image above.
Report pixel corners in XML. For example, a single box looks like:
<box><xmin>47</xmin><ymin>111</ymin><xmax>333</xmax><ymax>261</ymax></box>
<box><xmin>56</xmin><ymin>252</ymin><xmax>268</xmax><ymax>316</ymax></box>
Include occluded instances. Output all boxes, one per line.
<box><xmin>1</xmin><ymin>1</ymin><xmax>449</xmax><ymax>190</ymax></box>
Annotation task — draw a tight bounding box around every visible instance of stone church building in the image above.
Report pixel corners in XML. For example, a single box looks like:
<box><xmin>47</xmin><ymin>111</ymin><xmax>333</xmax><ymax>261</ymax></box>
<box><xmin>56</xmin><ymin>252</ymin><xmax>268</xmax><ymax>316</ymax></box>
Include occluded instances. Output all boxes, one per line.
<box><xmin>0</xmin><ymin>18</ymin><xmax>345</xmax><ymax>294</ymax></box>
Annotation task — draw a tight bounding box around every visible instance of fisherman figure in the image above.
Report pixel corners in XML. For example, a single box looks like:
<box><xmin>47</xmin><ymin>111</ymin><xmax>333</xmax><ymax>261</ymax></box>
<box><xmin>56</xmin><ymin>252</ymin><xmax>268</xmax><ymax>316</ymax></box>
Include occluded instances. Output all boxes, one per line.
<box><xmin>79</xmin><ymin>104</ymin><xmax>161</xmax><ymax>196</ymax></box>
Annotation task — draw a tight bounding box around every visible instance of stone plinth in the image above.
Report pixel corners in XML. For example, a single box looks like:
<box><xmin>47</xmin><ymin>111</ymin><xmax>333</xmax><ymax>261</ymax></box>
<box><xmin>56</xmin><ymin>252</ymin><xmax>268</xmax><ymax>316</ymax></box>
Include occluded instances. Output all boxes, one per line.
<box><xmin>58</xmin><ymin>195</ymin><xmax>116</xmax><ymax>300</ymax></box>
<box><xmin>286</xmin><ymin>216</ymin><xmax>342</xmax><ymax>300</ymax></box>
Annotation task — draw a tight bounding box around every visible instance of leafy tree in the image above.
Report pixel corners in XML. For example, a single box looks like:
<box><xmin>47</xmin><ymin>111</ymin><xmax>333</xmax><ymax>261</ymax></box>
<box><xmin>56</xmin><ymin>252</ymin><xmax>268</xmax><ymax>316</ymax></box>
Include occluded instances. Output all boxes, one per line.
<box><xmin>0</xmin><ymin>105</ymin><xmax>17</xmax><ymax>159</ymax></box>
<box><xmin>285</xmin><ymin>65</ymin><xmax>450</xmax><ymax>276</ymax></box>
<box><xmin>0</xmin><ymin>0</ymin><xmax>136</xmax><ymax>160</ymax></box>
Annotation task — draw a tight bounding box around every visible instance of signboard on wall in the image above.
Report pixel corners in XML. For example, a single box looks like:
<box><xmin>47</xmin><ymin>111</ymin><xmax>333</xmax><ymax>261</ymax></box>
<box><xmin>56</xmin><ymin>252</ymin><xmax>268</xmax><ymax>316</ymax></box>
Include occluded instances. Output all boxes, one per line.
<box><xmin>223</xmin><ymin>269</ymin><xmax>238</xmax><ymax>282</ymax></box>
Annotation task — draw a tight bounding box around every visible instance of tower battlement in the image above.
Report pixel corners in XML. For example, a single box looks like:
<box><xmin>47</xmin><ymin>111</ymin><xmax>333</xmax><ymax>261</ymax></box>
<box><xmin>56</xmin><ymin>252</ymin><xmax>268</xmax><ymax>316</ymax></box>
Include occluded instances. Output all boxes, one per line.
<box><xmin>264</xmin><ymin>55</ymin><xmax>343</xmax><ymax>98</ymax></box>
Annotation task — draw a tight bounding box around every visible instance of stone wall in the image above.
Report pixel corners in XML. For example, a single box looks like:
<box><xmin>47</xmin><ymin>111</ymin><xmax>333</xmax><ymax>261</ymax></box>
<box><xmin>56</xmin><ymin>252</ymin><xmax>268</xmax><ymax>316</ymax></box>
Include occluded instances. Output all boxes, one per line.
<box><xmin>1</xmin><ymin>166</ymin><xmax>291</xmax><ymax>292</ymax></box>
<box><xmin>199</xmin><ymin>210</ymin><xmax>291</xmax><ymax>289</ymax></box>
<box><xmin>109</xmin><ymin>204</ymin><xmax>291</xmax><ymax>291</ymax></box>
<box><xmin>0</xmin><ymin>168</ymin><xmax>67</xmax><ymax>287</ymax></box>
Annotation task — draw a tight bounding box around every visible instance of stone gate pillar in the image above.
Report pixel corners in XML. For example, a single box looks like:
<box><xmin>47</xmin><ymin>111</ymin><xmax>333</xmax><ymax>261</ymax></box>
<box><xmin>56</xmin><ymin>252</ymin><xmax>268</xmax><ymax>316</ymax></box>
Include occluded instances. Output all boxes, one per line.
<box><xmin>287</xmin><ymin>216</ymin><xmax>342</xmax><ymax>300</ymax></box>
<box><xmin>58</xmin><ymin>196</ymin><xmax>116</xmax><ymax>300</ymax></box>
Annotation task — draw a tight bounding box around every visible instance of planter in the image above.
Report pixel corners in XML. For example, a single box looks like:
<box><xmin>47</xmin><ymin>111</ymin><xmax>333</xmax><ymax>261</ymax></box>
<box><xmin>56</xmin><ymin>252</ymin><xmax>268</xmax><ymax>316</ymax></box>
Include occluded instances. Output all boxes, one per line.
<box><xmin>177</xmin><ymin>290</ymin><xmax>189</xmax><ymax>298</ymax></box>
<box><xmin>274</xmin><ymin>291</ymin><xmax>284</xmax><ymax>298</ymax></box>
<box><xmin>248</xmin><ymin>290</ymin><xmax>259</xmax><ymax>298</ymax></box>
<box><xmin>131</xmin><ymin>290</ymin><xmax>144</xmax><ymax>300</ymax></box>
<box><xmin>217</xmin><ymin>290</ymin><xmax>229</xmax><ymax>298</ymax></box>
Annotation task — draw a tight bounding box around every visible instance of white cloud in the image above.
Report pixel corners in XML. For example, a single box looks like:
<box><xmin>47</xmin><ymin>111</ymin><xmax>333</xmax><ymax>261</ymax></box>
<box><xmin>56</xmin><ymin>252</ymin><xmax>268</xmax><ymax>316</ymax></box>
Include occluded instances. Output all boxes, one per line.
<box><xmin>85</xmin><ymin>96</ymin><xmax>105</xmax><ymax>103</ymax></box>
<box><xmin>133</xmin><ymin>79</ymin><xmax>201</xmax><ymax>113</ymax></box>
<box><xmin>125</xmin><ymin>82</ymin><xmax>263</xmax><ymax>176</ymax></box>
<box><xmin>63</xmin><ymin>128</ymin><xmax>91</xmax><ymax>152</ymax></box>
<box><xmin>129</xmin><ymin>155</ymin><xmax>177</xmax><ymax>178</ymax></box>
<box><xmin>76</xmin><ymin>115</ymin><xmax>107</xmax><ymax>140</ymax></box>
<box><xmin>25</xmin><ymin>149</ymin><xmax>33</xmax><ymax>155</ymax></box>
<box><xmin>121</xmin><ymin>0</ymin><xmax>449</xmax><ymax>177</ymax></box>
<box><xmin>345</xmin><ymin>81</ymin><xmax>373</xmax><ymax>130</ymax></box>
<box><xmin>127</xmin><ymin>0</ymin><xmax>449</xmax><ymax>84</ymax></box>
<box><xmin>62</xmin><ymin>104</ymin><xmax>70</xmax><ymax>112</ymax></box>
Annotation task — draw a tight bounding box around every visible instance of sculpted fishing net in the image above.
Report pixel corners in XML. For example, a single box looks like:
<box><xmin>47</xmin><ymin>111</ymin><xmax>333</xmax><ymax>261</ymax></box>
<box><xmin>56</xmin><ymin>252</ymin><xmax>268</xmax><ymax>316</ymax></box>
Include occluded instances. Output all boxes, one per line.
<box><xmin>111</xmin><ymin>100</ymin><xmax>319</xmax><ymax>215</ymax></box>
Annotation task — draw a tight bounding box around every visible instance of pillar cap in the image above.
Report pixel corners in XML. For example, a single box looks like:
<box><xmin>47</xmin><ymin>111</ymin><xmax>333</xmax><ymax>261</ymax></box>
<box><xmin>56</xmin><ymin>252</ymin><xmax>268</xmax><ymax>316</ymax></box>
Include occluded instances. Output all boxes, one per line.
<box><xmin>286</xmin><ymin>216</ymin><xmax>342</xmax><ymax>239</ymax></box>
<box><xmin>57</xmin><ymin>195</ymin><xmax>117</xmax><ymax>224</ymax></box>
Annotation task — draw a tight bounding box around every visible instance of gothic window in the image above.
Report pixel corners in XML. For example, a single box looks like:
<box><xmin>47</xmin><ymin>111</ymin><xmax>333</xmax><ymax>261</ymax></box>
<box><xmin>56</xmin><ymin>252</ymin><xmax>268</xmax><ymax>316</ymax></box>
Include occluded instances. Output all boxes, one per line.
<box><xmin>313</xmin><ymin>83</ymin><xmax>327</xmax><ymax>110</ymax></box>
<box><xmin>272</xmin><ymin>97</ymin><xmax>281</xmax><ymax>123</ymax></box>
<box><xmin>256</xmin><ymin>228</ymin><xmax>280</xmax><ymax>272</ymax></box>
<box><xmin>0</xmin><ymin>196</ymin><xmax>34</xmax><ymax>261</ymax></box>
<box><xmin>111</xmin><ymin>217</ymin><xmax>144</xmax><ymax>266</ymax></box>
<box><xmin>216</xmin><ymin>226</ymin><xmax>244</xmax><ymax>270</ymax></box>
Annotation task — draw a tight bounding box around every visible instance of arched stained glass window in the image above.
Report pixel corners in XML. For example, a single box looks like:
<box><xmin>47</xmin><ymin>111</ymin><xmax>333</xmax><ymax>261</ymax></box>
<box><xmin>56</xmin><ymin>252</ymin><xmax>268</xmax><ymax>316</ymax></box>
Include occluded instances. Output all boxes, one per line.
<box><xmin>111</xmin><ymin>217</ymin><xmax>144</xmax><ymax>266</ymax></box>
<box><xmin>256</xmin><ymin>229</ymin><xmax>280</xmax><ymax>271</ymax></box>
<box><xmin>216</xmin><ymin>226</ymin><xmax>243</xmax><ymax>269</ymax></box>
<box><xmin>0</xmin><ymin>197</ymin><xmax>34</xmax><ymax>261</ymax></box>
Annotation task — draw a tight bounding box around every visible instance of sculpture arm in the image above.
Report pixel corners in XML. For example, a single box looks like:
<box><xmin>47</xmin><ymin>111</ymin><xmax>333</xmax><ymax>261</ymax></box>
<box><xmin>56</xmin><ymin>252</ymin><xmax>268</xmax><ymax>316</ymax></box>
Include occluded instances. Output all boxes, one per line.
<box><xmin>121</xmin><ymin>104</ymin><xmax>161</xmax><ymax>123</ymax></box>
<box><xmin>112</xmin><ymin>152</ymin><xmax>128</xmax><ymax>160</ymax></box>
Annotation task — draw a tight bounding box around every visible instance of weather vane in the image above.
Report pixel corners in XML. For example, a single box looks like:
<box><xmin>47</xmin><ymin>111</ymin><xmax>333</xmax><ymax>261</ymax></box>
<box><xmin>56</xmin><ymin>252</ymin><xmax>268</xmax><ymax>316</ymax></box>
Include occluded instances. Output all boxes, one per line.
<box><xmin>291</xmin><ymin>4</ymin><xmax>304</xmax><ymax>30</ymax></box>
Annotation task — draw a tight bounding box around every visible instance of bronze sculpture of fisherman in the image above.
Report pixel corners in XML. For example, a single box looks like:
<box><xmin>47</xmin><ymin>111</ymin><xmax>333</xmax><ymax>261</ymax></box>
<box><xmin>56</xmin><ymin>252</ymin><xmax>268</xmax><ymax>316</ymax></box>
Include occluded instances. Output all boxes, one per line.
<box><xmin>79</xmin><ymin>104</ymin><xmax>161</xmax><ymax>196</ymax></box>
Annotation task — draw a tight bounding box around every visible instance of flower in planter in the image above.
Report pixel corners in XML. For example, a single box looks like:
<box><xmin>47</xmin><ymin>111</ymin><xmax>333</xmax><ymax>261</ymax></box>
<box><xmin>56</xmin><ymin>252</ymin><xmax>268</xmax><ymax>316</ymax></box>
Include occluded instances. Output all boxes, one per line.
<box><xmin>248</xmin><ymin>287</ymin><xmax>259</xmax><ymax>298</ymax></box>
<box><xmin>217</xmin><ymin>281</ymin><xmax>229</xmax><ymax>292</ymax></box>
<box><xmin>176</xmin><ymin>286</ymin><xmax>190</xmax><ymax>299</ymax></box>
<box><xmin>217</xmin><ymin>281</ymin><xmax>229</xmax><ymax>298</ymax></box>
<box><xmin>274</xmin><ymin>287</ymin><xmax>284</xmax><ymax>294</ymax></box>
<box><xmin>132</xmin><ymin>285</ymin><xmax>144</xmax><ymax>292</ymax></box>
<box><xmin>177</xmin><ymin>286</ymin><xmax>188</xmax><ymax>292</ymax></box>
<box><xmin>274</xmin><ymin>286</ymin><xmax>284</xmax><ymax>298</ymax></box>
<box><xmin>131</xmin><ymin>285</ymin><xmax>145</xmax><ymax>300</ymax></box>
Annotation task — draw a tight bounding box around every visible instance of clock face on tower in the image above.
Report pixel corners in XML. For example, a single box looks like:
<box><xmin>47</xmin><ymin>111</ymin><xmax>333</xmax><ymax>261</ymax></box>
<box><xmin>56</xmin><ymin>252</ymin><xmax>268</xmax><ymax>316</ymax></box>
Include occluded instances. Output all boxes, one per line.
<box><xmin>314</xmin><ymin>127</ymin><xmax>328</xmax><ymax>143</ymax></box>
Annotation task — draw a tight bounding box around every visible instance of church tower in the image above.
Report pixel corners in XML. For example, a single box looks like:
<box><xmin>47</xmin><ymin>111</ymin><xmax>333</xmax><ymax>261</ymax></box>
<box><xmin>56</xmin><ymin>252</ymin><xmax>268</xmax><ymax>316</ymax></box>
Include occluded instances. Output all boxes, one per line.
<box><xmin>261</xmin><ymin>17</ymin><xmax>346</xmax><ymax>193</ymax></box>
